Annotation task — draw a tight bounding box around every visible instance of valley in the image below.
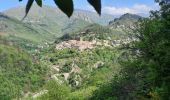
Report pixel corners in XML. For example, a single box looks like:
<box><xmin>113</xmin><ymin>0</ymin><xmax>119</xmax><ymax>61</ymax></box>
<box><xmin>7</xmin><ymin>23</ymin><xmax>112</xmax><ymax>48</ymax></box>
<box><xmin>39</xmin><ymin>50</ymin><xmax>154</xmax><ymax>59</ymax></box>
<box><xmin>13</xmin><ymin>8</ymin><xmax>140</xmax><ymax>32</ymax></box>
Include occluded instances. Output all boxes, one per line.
<box><xmin>1</xmin><ymin>0</ymin><xmax>169</xmax><ymax>100</ymax></box>
<box><xmin>0</xmin><ymin>5</ymin><xmax>148</xmax><ymax>100</ymax></box>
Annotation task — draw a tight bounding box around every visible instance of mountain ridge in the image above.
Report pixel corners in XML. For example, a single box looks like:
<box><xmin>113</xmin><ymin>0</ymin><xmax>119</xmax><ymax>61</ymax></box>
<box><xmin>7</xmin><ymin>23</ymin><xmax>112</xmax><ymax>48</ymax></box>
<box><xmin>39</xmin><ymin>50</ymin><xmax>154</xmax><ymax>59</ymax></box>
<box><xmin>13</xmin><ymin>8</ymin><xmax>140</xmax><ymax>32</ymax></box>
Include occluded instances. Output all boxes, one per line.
<box><xmin>109</xmin><ymin>13</ymin><xmax>142</xmax><ymax>30</ymax></box>
<box><xmin>3</xmin><ymin>5</ymin><xmax>114</xmax><ymax>26</ymax></box>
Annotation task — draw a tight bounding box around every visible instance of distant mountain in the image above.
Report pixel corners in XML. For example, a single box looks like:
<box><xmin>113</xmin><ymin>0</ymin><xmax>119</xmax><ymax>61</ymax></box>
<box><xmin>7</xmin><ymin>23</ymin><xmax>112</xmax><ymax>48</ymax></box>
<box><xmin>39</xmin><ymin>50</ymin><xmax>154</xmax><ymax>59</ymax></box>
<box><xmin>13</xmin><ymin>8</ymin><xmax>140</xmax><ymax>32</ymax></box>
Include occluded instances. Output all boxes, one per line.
<box><xmin>4</xmin><ymin>5</ymin><xmax>114</xmax><ymax>34</ymax></box>
<box><xmin>0</xmin><ymin>12</ymin><xmax>54</xmax><ymax>43</ymax></box>
<box><xmin>108</xmin><ymin>13</ymin><xmax>142</xmax><ymax>30</ymax></box>
<box><xmin>1</xmin><ymin>5</ymin><xmax>114</xmax><ymax>51</ymax></box>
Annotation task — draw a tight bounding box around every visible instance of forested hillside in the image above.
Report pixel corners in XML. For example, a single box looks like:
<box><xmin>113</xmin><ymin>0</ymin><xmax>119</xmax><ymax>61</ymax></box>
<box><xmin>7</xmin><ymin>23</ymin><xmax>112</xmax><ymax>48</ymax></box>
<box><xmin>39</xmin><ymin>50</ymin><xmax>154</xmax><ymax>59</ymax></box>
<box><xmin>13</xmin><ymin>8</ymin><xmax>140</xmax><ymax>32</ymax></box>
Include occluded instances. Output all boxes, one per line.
<box><xmin>0</xmin><ymin>40</ymin><xmax>47</xmax><ymax>100</ymax></box>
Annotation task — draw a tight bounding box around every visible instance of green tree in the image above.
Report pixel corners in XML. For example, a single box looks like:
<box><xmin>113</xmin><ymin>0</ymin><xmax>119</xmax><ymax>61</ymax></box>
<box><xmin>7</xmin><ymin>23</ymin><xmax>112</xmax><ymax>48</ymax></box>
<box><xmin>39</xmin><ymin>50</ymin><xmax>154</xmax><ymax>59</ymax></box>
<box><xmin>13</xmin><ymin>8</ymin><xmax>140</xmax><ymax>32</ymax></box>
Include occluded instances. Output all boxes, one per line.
<box><xmin>121</xmin><ymin>0</ymin><xmax>170</xmax><ymax>99</ymax></box>
<box><xmin>36</xmin><ymin>80</ymin><xmax>70</xmax><ymax>100</ymax></box>
<box><xmin>91</xmin><ymin>0</ymin><xmax>170</xmax><ymax>99</ymax></box>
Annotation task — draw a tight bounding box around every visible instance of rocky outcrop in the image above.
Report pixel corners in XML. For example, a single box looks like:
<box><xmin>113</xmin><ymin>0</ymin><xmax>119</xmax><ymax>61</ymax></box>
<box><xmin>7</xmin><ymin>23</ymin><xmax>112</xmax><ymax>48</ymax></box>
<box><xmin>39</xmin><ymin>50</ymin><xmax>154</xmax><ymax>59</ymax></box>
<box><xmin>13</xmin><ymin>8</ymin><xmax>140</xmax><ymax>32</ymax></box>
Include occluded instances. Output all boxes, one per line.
<box><xmin>109</xmin><ymin>13</ymin><xmax>142</xmax><ymax>30</ymax></box>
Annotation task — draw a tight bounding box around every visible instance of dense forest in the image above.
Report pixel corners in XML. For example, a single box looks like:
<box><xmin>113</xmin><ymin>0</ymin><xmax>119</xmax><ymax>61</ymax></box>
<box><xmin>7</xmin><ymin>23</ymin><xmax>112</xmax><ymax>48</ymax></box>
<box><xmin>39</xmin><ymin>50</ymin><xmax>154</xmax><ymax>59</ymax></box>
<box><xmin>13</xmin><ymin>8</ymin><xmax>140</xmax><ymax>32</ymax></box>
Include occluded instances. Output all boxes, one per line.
<box><xmin>0</xmin><ymin>0</ymin><xmax>170</xmax><ymax>100</ymax></box>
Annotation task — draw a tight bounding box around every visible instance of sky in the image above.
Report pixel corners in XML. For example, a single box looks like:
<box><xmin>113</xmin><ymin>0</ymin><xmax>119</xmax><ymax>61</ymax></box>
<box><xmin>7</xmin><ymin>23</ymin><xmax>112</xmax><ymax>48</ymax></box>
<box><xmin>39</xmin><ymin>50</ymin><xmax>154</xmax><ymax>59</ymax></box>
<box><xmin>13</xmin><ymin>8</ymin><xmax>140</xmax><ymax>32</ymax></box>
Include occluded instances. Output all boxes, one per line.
<box><xmin>0</xmin><ymin>0</ymin><xmax>159</xmax><ymax>16</ymax></box>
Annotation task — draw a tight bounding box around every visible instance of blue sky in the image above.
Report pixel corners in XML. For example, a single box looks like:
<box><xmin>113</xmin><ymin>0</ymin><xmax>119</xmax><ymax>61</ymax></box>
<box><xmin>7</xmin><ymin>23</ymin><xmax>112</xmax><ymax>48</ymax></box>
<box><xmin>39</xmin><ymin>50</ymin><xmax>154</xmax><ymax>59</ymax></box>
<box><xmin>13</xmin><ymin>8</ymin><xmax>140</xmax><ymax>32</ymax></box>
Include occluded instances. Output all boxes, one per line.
<box><xmin>0</xmin><ymin>0</ymin><xmax>159</xmax><ymax>16</ymax></box>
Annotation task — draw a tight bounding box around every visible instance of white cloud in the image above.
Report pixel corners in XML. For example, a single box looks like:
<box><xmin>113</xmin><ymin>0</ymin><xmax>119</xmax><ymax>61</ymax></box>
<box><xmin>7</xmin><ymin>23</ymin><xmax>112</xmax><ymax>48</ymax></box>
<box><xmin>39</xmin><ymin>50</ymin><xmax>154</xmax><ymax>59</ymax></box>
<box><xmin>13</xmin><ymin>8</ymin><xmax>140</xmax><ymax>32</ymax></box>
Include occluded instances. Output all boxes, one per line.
<box><xmin>102</xmin><ymin>6</ymin><xmax>136</xmax><ymax>15</ymax></box>
<box><xmin>102</xmin><ymin>4</ymin><xmax>158</xmax><ymax>16</ymax></box>
<box><xmin>133</xmin><ymin>4</ymin><xmax>151</xmax><ymax>12</ymax></box>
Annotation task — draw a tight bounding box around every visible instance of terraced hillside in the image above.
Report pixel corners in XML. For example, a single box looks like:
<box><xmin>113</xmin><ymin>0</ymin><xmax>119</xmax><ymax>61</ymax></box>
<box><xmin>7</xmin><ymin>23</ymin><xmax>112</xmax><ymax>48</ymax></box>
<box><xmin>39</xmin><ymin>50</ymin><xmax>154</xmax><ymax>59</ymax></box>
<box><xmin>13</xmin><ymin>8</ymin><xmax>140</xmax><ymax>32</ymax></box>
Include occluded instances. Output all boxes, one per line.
<box><xmin>25</xmin><ymin>23</ymin><xmax>127</xmax><ymax>100</ymax></box>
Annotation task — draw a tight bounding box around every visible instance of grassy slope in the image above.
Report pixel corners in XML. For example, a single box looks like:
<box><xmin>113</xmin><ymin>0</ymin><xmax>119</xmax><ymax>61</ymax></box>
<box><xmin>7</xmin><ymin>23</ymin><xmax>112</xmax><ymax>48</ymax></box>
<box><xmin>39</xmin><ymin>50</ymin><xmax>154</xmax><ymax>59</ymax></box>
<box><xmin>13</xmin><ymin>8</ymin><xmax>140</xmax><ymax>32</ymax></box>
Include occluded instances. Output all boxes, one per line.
<box><xmin>0</xmin><ymin>13</ymin><xmax>55</xmax><ymax>43</ymax></box>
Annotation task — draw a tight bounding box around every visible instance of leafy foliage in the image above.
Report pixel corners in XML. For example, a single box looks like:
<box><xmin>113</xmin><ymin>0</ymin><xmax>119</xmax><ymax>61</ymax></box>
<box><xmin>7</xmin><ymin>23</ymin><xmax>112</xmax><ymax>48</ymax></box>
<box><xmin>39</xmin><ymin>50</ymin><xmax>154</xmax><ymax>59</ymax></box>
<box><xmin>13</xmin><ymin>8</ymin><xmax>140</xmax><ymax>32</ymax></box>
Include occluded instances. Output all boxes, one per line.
<box><xmin>35</xmin><ymin>0</ymin><xmax>42</xmax><ymax>7</ymax></box>
<box><xmin>87</xmin><ymin>0</ymin><xmax>101</xmax><ymax>15</ymax></box>
<box><xmin>21</xmin><ymin>0</ymin><xmax>34</xmax><ymax>19</ymax></box>
<box><xmin>54</xmin><ymin>0</ymin><xmax>74</xmax><ymax>17</ymax></box>
<box><xmin>20</xmin><ymin>0</ymin><xmax>102</xmax><ymax>18</ymax></box>
<box><xmin>91</xmin><ymin>1</ymin><xmax>170</xmax><ymax>99</ymax></box>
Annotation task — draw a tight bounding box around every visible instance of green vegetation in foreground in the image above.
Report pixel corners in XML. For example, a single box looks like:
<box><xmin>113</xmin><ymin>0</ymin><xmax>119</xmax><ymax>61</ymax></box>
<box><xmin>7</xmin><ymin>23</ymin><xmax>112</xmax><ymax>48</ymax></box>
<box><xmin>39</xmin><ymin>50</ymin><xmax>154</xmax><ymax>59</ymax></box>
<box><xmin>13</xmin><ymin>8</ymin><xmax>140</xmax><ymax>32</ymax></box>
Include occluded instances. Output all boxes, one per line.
<box><xmin>90</xmin><ymin>1</ymin><xmax>170</xmax><ymax>100</ymax></box>
<box><xmin>0</xmin><ymin>44</ymin><xmax>47</xmax><ymax>100</ymax></box>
